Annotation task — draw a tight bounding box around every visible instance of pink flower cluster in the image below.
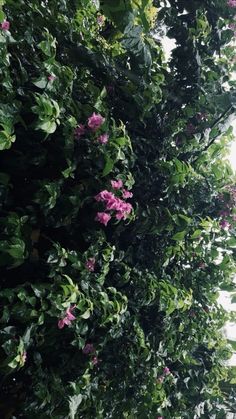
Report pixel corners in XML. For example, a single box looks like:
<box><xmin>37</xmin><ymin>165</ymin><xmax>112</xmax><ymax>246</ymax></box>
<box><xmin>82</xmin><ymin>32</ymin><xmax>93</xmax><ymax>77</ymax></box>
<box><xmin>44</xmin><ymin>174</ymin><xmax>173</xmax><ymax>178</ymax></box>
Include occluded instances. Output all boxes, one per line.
<box><xmin>95</xmin><ymin>180</ymin><xmax>133</xmax><ymax>226</ymax></box>
<box><xmin>1</xmin><ymin>20</ymin><xmax>10</xmax><ymax>31</ymax></box>
<box><xmin>228</xmin><ymin>0</ymin><xmax>236</xmax><ymax>7</ymax></box>
<box><xmin>58</xmin><ymin>305</ymin><xmax>76</xmax><ymax>329</ymax></box>
<box><xmin>75</xmin><ymin>113</ymin><xmax>108</xmax><ymax>144</ymax></box>
<box><xmin>85</xmin><ymin>258</ymin><xmax>96</xmax><ymax>272</ymax></box>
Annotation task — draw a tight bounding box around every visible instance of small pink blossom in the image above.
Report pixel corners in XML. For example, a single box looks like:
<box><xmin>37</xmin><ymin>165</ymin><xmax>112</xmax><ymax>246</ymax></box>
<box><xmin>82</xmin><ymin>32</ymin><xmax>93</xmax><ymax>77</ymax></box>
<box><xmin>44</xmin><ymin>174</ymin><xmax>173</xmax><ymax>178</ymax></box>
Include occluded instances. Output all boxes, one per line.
<box><xmin>75</xmin><ymin>124</ymin><xmax>86</xmax><ymax>139</ymax></box>
<box><xmin>83</xmin><ymin>343</ymin><xmax>95</xmax><ymax>354</ymax></box>
<box><xmin>111</xmin><ymin>179</ymin><xmax>123</xmax><ymax>189</ymax></box>
<box><xmin>163</xmin><ymin>367</ymin><xmax>170</xmax><ymax>375</ymax></box>
<box><xmin>220</xmin><ymin>219</ymin><xmax>231</xmax><ymax>230</ymax></box>
<box><xmin>228</xmin><ymin>0</ymin><xmax>236</xmax><ymax>7</ymax></box>
<box><xmin>97</xmin><ymin>15</ymin><xmax>105</xmax><ymax>25</ymax></box>
<box><xmin>58</xmin><ymin>305</ymin><xmax>76</xmax><ymax>329</ymax></box>
<box><xmin>95</xmin><ymin>190</ymin><xmax>114</xmax><ymax>202</ymax></box>
<box><xmin>115</xmin><ymin>212</ymin><xmax>126</xmax><ymax>220</ymax></box>
<box><xmin>1</xmin><ymin>20</ymin><xmax>10</xmax><ymax>31</ymax></box>
<box><xmin>120</xmin><ymin>202</ymin><xmax>132</xmax><ymax>214</ymax></box>
<box><xmin>95</xmin><ymin>212</ymin><xmax>111</xmax><ymax>226</ymax></box>
<box><xmin>85</xmin><ymin>258</ymin><xmax>96</xmax><ymax>272</ymax></box>
<box><xmin>157</xmin><ymin>376</ymin><xmax>164</xmax><ymax>384</ymax></box>
<box><xmin>157</xmin><ymin>417</ymin><xmax>163</xmax><ymax>419</ymax></box>
<box><xmin>48</xmin><ymin>74</ymin><xmax>56</xmax><ymax>82</ymax></box>
<box><xmin>122</xmin><ymin>189</ymin><xmax>133</xmax><ymax>199</ymax></box>
<box><xmin>98</xmin><ymin>133</ymin><xmax>109</xmax><ymax>144</ymax></box>
<box><xmin>229</xmin><ymin>23</ymin><xmax>236</xmax><ymax>31</ymax></box>
<box><xmin>92</xmin><ymin>356</ymin><xmax>99</xmax><ymax>365</ymax></box>
<box><xmin>87</xmin><ymin>112</ymin><xmax>105</xmax><ymax>131</ymax></box>
<box><xmin>66</xmin><ymin>305</ymin><xmax>76</xmax><ymax>321</ymax></box>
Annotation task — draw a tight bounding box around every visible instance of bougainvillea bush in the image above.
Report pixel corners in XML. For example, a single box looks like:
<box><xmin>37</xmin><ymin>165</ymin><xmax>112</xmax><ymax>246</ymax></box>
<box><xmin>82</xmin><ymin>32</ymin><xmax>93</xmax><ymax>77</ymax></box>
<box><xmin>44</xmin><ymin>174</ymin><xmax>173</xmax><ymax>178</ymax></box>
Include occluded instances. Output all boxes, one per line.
<box><xmin>1</xmin><ymin>0</ymin><xmax>236</xmax><ymax>417</ymax></box>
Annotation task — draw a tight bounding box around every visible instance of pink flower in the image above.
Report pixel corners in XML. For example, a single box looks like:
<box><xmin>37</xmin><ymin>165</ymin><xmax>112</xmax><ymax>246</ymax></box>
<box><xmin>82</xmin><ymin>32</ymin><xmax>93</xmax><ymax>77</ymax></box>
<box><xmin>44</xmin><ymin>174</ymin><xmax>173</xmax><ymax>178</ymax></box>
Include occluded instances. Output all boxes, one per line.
<box><xmin>106</xmin><ymin>197</ymin><xmax>123</xmax><ymax>211</ymax></box>
<box><xmin>157</xmin><ymin>417</ymin><xmax>163</xmax><ymax>419</ymax></box>
<box><xmin>228</xmin><ymin>0</ymin><xmax>236</xmax><ymax>7</ymax></box>
<box><xmin>229</xmin><ymin>23</ymin><xmax>236</xmax><ymax>31</ymax></box>
<box><xmin>92</xmin><ymin>356</ymin><xmax>99</xmax><ymax>365</ymax></box>
<box><xmin>97</xmin><ymin>15</ymin><xmax>105</xmax><ymax>25</ymax></box>
<box><xmin>98</xmin><ymin>133</ymin><xmax>109</xmax><ymax>144</ymax></box>
<box><xmin>163</xmin><ymin>367</ymin><xmax>170</xmax><ymax>375</ymax></box>
<box><xmin>87</xmin><ymin>113</ymin><xmax>105</xmax><ymax>131</ymax></box>
<box><xmin>58</xmin><ymin>305</ymin><xmax>76</xmax><ymax>329</ymax></box>
<box><xmin>66</xmin><ymin>305</ymin><xmax>76</xmax><ymax>321</ymax></box>
<box><xmin>111</xmin><ymin>179</ymin><xmax>123</xmax><ymax>189</ymax></box>
<box><xmin>48</xmin><ymin>74</ymin><xmax>56</xmax><ymax>82</ymax></box>
<box><xmin>220</xmin><ymin>219</ymin><xmax>231</xmax><ymax>229</ymax></box>
<box><xmin>95</xmin><ymin>212</ymin><xmax>111</xmax><ymax>226</ymax></box>
<box><xmin>120</xmin><ymin>202</ymin><xmax>132</xmax><ymax>214</ymax></box>
<box><xmin>83</xmin><ymin>343</ymin><xmax>95</xmax><ymax>354</ymax></box>
<box><xmin>157</xmin><ymin>376</ymin><xmax>164</xmax><ymax>384</ymax></box>
<box><xmin>122</xmin><ymin>189</ymin><xmax>133</xmax><ymax>199</ymax></box>
<box><xmin>85</xmin><ymin>258</ymin><xmax>95</xmax><ymax>272</ymax></box>
<box><xmin>115</xmin><ymin>212</ymin><xmax>125</xmax><ymax>220</ymax></box>
<box><xmin>75</xmin><ymin>124</ymin><xmax>86</xmax><ymax>139</ymax></box>
<box><xmin>1</xmin><ymin>20</ymin><xmax>10</xmax><ymax>31</ymax></box>
<box><xmin>58</xmin><ymin>319</ymin><xmax>65</xmax><ymax>329</ymax></box>
<box><xmin>95</xmin><ymin>190</ymin><xmax>114</xmax><ymax>202</ymax></box>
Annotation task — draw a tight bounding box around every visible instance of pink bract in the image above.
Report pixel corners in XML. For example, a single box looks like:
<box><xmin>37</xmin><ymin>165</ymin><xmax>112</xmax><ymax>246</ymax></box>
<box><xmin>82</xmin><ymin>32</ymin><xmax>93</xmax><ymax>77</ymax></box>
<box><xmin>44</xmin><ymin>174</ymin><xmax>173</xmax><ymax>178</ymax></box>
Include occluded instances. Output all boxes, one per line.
<box><xmin>111</xmin><ymin>179</ymin><xmax>123</xmax><ymax>189</ymax></box>
<box><xmin>98</xmin><ymin>133</ymin><xmax>109</xmax><ymax>144</ymax></box>
<box><xmin>220</xmin><ymin>219</ymin><xmax>231</xmax><ymax>229</ymax></box>
<box><xmin>87</xmin><ymin>112</ymin><xmax>105</xmax><ymax>131</ymax></box>
<box><xmin>48</xmin><ymin>74</ymin><xmax>56</xmax><ymax>82</ymax></box>
<box><xmin>1</xmin><ymin>20</ymin><xmax>10</xmax><ymax>31</ymax></box>
<box><xmin>163</xmin><ymin>366</ymin><xmax>170</xmax><ymax>375</ymax></box>
<box><xmin>58</xmin><ymin>305</ymin><xmax>76</xmax><ymax>329</ymax></box>
<box><xmin>85</xmin><ymin>258</ymin><xmax>96</xmax><ymax>272</ymax></box>
<box><xmin>228</xmin><ymin>0</ymin><xmax>236</xmax><ymax>7</ymax></box>
<box><xmin>122</xmin><ymin>189</ymin><xmax>133</xmax><ymax>199</ymax></box>
<box><xmin>95</xmin><ymin>190</ymin><xmax>115</xmax><ymax>202</ymax></box>
<box><xmin>95</xmin><ymin>212</ymin><xmax>111</xmax><ymax>226</ymax></box>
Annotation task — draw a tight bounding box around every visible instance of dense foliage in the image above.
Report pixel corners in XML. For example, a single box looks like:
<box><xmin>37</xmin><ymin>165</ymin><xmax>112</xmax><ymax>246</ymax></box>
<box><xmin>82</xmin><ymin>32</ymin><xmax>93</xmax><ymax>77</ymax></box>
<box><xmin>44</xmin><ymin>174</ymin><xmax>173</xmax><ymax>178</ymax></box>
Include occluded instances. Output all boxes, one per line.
<box><xmin>1</xmin><ymin>0</ymin><xmax>236</xmax><ymax>417</ymax></box>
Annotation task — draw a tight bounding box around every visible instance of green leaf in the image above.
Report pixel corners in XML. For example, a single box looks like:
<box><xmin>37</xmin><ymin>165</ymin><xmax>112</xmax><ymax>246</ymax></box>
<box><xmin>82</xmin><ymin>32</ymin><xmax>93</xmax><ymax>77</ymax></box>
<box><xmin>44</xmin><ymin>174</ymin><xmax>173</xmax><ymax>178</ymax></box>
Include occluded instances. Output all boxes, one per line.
<box><xmin>69</xmin><ymin>394</ymin><xmax>83</xmax><ymax>419</ymax></box>
<box><xmin>102</xmin><ymin>155</ymin><xmax>114</xmax><ymax>176</ymax></box>
<box><xmin>172</xmin><ymin>231</ymin><xmax>187</xmax><ymax>241</ymax></box>
<box><xmin>190</xmin><ymin>229</ymin><xmax>202</xmax><ymax>239</ymax></box>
